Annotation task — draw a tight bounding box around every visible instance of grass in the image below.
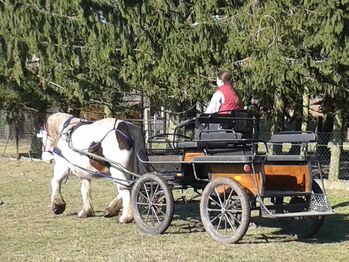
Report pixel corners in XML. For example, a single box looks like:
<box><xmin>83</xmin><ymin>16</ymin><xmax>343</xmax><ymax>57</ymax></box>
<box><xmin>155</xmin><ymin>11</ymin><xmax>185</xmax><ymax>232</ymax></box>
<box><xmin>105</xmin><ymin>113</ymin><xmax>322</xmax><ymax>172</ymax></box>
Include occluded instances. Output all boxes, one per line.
<box><xmin>0</xmin><ymin>159</ymin><xmax>349</xmax><ymax>262</ymax></box>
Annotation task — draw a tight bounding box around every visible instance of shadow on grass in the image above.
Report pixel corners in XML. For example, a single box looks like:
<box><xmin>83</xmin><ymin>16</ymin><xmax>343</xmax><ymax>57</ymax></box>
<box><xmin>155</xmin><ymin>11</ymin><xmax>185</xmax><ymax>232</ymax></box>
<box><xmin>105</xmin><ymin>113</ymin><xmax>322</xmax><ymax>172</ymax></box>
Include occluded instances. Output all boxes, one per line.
<box><xmin>168</xmin><ymin>200</ymin><xmax>349</xmax><ymax>243</ymax></box>
<box><xmin>170</xmin><ymin>200</ymin><xmax>204</xmax><ymax>234</ymax></box>
<box><xmin>332</xmin><ymin>201</ymin><xmax>349</xmax><ymax>209</ymax></box>
<box><xmin>250</xmin><ymin>212</ymin><xmax>349</xmax><ymax>244</ymax></box>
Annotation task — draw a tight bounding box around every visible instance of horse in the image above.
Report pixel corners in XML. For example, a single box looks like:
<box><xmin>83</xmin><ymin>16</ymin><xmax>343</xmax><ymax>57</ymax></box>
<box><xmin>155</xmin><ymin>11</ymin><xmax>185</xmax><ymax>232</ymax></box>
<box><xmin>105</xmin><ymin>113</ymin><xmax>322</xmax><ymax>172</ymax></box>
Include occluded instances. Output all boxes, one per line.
<box><xmin>40</xmin><ymin>112</ymin><xmax>148</xmax><ymax>223</ymax></box>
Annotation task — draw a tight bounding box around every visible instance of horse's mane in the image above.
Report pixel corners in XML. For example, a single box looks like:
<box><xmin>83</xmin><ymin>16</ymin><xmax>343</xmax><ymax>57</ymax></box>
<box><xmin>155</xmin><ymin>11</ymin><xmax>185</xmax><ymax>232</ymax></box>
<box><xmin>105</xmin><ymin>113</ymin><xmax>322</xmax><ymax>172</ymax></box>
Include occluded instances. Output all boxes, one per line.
<box><xmin>46</xmin><ymin>112</ymin><xmax>80</xmax><ymax>147</ymax></box>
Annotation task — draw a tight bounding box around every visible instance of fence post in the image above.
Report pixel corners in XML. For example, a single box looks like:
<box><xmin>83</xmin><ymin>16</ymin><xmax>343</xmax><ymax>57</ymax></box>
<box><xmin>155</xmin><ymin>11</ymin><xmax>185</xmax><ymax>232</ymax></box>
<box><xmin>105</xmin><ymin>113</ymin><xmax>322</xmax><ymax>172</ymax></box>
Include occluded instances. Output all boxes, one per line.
<box><xmin>15</xmin><ymin>117</ymin><xmax>19</xmax><ymax>160</ymax></box>
<box><xmin>166</xmin><ymin>110</ymin><xmax>179</xmax><ymax>145</ymax></box>
<box><xmin>143</xmin><ymin>107</ymin><xmax>151</xmax><ymax>149</ymax></box>
<box><xmin>328</xmin><ymin>142</ymin><xmax>340</xmax><ymax>181</ymax></box>
<box><xmin>328</xmin><ymin>110</ymin><xmax>343</xmax><ymax>180</ymax></box>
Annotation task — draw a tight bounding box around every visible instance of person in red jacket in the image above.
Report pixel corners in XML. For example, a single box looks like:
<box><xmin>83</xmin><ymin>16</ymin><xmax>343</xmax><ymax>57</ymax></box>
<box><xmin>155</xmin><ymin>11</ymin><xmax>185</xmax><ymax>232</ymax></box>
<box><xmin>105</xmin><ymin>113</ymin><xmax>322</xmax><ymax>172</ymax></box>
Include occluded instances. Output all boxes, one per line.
<box><xmin>205</xmin><ymin>70</ymin><xmax>243</xmax><ymax>114</ymax></box>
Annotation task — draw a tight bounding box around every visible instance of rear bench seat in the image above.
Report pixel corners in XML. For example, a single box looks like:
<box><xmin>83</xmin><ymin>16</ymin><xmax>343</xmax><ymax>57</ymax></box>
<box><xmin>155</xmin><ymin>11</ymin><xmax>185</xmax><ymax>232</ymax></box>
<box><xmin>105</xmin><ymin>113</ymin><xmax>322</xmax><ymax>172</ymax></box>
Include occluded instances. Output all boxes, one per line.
<box><xmin>266</xmin><ymin>132</ymin><xmax>317</xmax><ymax>162</ymax></box>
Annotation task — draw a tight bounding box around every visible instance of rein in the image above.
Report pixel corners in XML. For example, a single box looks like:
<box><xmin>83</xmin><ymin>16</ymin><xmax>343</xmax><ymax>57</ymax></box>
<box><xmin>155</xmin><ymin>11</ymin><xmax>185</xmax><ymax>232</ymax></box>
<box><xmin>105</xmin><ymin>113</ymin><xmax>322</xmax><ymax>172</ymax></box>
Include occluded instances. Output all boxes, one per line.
<box><xmin>51</xmin><ymin>146</ymin><xmax>135</xmax><ymax>188</ymax></box>
<box><xmin>48</xmin><ymin>116</ymin><xmax>137</xmax><ymax>187</ymax></box>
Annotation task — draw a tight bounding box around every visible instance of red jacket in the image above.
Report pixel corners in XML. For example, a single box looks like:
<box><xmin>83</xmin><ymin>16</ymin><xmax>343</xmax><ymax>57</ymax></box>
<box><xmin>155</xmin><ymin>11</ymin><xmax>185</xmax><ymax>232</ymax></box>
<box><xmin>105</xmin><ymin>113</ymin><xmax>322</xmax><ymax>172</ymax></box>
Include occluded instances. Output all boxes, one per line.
<box><xmin>218</xmin><ymin>84</ymin><xmax>243</xmax><ymax>114</ymax></box>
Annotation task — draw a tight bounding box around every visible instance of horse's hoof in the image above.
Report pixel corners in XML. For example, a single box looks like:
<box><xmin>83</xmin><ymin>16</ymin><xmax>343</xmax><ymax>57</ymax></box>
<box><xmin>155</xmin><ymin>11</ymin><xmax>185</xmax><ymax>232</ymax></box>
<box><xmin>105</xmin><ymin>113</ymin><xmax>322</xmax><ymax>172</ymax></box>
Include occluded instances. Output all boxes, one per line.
<box><xmin>78</xmin><ymin>209</ymin><xmax>95</xmax><ymax>218</ymax></box>
<box><xmin>119</xmin><ymin>215</ymin><xmax>133</xmax><ymax>223</ymax></box>
<box><xmin>104</xmin><ymin>208</ymin><xmax>120</xmax><ymax>218</ymax></box>
<box><xmin>52</xmin><ymin>203</ymin><xmax>66</xmax><ymax>214</ymax></box>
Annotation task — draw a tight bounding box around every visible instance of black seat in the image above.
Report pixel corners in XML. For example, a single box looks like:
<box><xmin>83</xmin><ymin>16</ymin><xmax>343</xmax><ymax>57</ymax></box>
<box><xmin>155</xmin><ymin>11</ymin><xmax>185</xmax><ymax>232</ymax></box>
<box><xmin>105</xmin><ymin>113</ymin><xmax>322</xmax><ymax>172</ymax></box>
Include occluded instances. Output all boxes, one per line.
<box><xmin>192</xmin><ymin>155</ymin><xmax>254</xmax><ymax>163</ymax></box>
<box><xmin>266</xmin><ymin>131</ymin><xmax>317</xmax><ymax>162</ymax></box>
<box><xmin>177</xmin><ymin>141</ymin><xmax>198</xmax><ymax>149</ymax></box>
<box><xmin>266</xmin><ymin>155</ymin><xmax>307</xmax><ymax>162</ymax></box>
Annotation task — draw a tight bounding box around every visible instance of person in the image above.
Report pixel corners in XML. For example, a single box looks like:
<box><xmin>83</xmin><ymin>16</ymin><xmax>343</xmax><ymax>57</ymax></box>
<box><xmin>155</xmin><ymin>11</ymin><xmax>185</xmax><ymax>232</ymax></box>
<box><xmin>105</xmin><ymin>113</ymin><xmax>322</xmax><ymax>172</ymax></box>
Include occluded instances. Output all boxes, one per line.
<box><xmin>205</xmin><ymin>70</ymin><xmax>243</xmax><ymax>114</ymax></box>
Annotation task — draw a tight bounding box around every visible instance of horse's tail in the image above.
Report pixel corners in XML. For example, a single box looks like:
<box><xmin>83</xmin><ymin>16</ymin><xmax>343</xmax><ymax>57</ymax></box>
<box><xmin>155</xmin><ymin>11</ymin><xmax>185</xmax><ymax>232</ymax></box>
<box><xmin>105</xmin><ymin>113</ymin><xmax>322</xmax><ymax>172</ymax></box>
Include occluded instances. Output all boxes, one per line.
<box><xmin>126</xmin><ymin>122</ymin><xmax>151</xmax><ymax>175</ymax></box>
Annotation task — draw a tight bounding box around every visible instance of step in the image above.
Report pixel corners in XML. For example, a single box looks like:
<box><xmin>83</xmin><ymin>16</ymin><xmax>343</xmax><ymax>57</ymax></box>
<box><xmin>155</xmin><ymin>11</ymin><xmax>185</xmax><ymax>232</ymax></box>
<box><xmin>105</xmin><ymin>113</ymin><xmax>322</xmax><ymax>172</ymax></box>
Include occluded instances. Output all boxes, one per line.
<box><xmin>261</xmin><ymin>210</ymin><xmax>334</xmax><ymax>218</ymax></box>
<box><xmin>262</xmin><ymin>190</ymin><xmax>311</xmax><ymax>197</ymax></box>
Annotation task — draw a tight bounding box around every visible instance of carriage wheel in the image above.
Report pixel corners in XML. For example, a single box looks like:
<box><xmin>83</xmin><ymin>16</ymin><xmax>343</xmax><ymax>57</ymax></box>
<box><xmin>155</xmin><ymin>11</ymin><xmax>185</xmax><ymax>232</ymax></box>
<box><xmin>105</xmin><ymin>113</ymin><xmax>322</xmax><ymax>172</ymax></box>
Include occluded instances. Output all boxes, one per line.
<box><xmin>131</xmin><ymin>172</ymin><xmax>174</xmax><ymax>235</ymax></box>
<box><xmin>280</xmin><ymin>181</ymin><xmax>325</xmax><ymax>239</ymax></box>
<box><xmin>200</xmin><ymin>178</ymin><xmax>251</xmax><ymax>244</ymax></box>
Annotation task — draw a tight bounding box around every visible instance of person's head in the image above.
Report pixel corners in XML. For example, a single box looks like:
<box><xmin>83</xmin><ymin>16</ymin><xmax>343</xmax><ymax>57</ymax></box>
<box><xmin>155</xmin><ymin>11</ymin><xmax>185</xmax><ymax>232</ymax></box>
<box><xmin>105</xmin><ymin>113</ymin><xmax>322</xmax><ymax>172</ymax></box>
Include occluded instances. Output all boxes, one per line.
<box><xmin>216</xmin><ymin>70</ymin><xmax>232</xmax><ymax>87</ymax></box>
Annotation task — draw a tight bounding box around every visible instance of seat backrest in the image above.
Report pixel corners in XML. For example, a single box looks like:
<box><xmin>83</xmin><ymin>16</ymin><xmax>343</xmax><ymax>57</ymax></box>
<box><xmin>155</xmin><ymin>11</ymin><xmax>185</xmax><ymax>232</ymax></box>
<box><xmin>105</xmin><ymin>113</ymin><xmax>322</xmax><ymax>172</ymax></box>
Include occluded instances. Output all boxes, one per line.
<box><xmin>269</xmin><ymin>132</ymin><xmax>317</xmax><ymax>143</ymax></box>
<box><xmin>197</xmin><ymin>110</ymin><xmax>256</xmax><ymax>139</ymax></box>
<box><xmin>269</xmin><ymin>132</ymin><xmax>317</xmax><ymax>156</ymax></box>
<box><xmin>223</xmin><ymin>110</ymin><xmax>255</xmax><ymax>138</ymax></box>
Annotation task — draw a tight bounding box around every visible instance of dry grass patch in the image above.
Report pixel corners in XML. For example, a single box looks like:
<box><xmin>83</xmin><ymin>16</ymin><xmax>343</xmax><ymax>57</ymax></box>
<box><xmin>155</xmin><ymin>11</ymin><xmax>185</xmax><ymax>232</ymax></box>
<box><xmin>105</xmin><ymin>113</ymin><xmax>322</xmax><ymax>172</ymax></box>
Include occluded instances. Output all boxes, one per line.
<box><xmin>0</xmin><ymin>159</ymin><xmax>348</xmax><ymax>261</ymax></box>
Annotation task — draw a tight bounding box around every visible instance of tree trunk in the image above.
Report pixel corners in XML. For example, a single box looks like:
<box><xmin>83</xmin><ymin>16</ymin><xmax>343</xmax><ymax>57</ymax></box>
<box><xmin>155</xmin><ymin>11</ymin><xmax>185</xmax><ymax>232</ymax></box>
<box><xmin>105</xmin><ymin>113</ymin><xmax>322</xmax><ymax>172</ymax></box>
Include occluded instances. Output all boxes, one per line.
<box><xmin>301</xmin><ymin>88</ymin><xmax>309</xmax><ymax>131</ymax></box>
<box><xmin>271</xmin><ymin>92</ymin><xmax>284</xmax><ymax>154</ymax></box>
<box><xmin>271</xmin><ymin>92</ymin><xmax>284</xmax><ymax>134</ymax></box>
<box><xmin>328</xmin><ymin>109</ymin><xmax>342</xmax><ymax>181</ymax></box>
<box><xmin>104</xmin><ymin>106</ymin><xmax>113</xmax><ymax>118</ymax></box>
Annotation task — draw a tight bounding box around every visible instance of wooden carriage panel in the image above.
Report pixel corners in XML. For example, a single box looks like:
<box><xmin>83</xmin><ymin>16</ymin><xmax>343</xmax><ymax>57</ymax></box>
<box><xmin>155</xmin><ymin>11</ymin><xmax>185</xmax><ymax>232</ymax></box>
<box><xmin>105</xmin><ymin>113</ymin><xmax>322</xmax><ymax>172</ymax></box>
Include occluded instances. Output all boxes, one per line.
<box><xmin>183</xmin><ymin>151</ymin><xmax>205</xmax><ymax>162</ymax></box>
<box><xmin>263</xmin><ymin>164</ymin><xmax>311</xmax><ymax>192</ymax></box>
<box><xmin>211</xmin><ymin>165</ymin><xmax>262</xmax><ymax>196</ymax></box>
<box><xmin>209</xmin><ymin>163</ymin><xmax>311</xmax><ymax>195</ymax></box>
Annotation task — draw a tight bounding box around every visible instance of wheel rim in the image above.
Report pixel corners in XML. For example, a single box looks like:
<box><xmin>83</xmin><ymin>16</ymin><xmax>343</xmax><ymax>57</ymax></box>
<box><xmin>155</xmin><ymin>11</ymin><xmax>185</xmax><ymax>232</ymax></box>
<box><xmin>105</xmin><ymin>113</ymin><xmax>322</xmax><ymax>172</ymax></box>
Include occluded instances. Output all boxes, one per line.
<box><xmin>206</xmin><ymin>184</ymin><xmax>244</xmax><ymax>237</ymax></box>
<box><xmin>135</xmin><ymin>179</ymin><xmax>168</xmax><ymax>228</ymax></box>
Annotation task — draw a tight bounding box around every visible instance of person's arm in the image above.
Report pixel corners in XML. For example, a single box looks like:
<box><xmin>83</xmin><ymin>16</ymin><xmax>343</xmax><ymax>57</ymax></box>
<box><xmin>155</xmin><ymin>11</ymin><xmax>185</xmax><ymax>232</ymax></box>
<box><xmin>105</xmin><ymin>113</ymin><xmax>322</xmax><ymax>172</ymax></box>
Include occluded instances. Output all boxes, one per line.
<box><xmin>205</xmin><ymin>91</ymin><xmax>224</xmax><ymax>114</ymax></box>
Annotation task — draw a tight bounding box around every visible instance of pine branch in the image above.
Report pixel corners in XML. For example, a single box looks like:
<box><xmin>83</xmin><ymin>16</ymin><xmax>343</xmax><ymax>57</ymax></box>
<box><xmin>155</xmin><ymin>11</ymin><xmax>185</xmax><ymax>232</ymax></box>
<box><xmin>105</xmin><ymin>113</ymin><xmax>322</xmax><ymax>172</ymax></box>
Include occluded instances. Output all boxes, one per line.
<box><xmin>25</xmin><ymin>3</ymin><xmax>79</xmax><ymax>21</ymax></box>
<box><xmin>36</xmin><ymin>75</ymin><xmax>66</xmax><ymax>90</ymax></box>
<box><xmin>89</xmin><ymin>99</ymin><xmax>113</xmax><ymax>107</ymax></box>
<box><xmin>232</xmin><ymin>58</ymin><xmax>250</xmax><ymax>65</ymax></box>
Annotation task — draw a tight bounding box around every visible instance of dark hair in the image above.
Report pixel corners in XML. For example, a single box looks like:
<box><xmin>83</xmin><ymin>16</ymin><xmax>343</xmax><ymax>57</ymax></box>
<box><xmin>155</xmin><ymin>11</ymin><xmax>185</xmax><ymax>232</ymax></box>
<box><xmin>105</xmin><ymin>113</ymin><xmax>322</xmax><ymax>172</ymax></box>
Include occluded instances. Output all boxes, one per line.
<box><xmin>217</xmin><ymin>70</ymin><xmax>232</xmax><ymax>84</ymax></box>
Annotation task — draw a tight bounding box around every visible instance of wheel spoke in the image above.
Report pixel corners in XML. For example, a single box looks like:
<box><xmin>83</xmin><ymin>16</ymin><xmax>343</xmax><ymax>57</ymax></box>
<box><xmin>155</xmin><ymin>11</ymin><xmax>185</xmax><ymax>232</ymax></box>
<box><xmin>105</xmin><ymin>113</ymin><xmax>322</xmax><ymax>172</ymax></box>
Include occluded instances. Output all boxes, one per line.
<box><xmin>145</xmin><ymin>204</ymin><xmax>152</xmax><ymax>223</ymax></box>
<box><xmin>209</xmin><ymin>211</ymin><xmax>222</xmax><ymax>224</ymax></box>
<box><xmin>151</xmin><ymin>202</ymin><xmax>167</xmax><ymax>207</ymax></box>
<box><xmin>224</xmin><ymin>214</ymin><xmax>227</xmax><ymax>234</ymax></box>
<box><xmin>140</xmin><ymin>205</ymin><xmax>150</xmax><ymax>215</ymax></box>
<box><xmin>225</xmin><ymin>187</ymin><xmax>234</xmax><ymax>208</ymax></box>
<box><xmin>226</xmin><ymin>207</ymin><xmax>243</xmax><ymax>214</ymax></box>
<box><xmin>223</xmin><ymin>185</ymin><xmax>227</xmax><ymax>204</ymax></box>
<box><xmin>226</xmin><ymin>211</ymin><xmax>241</xmax><ymax>225</ymax></box>
<box><xmin>151</xmin><ymin>206</ymin><xmax>161</xmax><ymax>224</ymax></box>
<box><xmin>151</xmin><ymin>184</ymin><xmax>160</xmax><ymax>202</ymax></box>
<box><xmin>143</xmin><ymin>184</ymin><xmax>151</xmax><ymax>200</ymax></box>
<box><xmin>154</xmin><ymin>192</ymin><xmax>166</xmax><ymax>203</ymax></box>
<box><xmin>138</xmin><ymin>191</ymin><xmax>148</xmax><ymax>201</ymax></box>
<box><xmin>209</xmin><ymin>196</ymin><xmax>222</xmax><ymax>208</ymax></box>
<box><xmin>215</xmin><ymin>214</ymin><xmax>223</xmax><ymax>231</ymax></box>
<box><xmin>214</xmin><ymin>188</ymin><xmax>224</xmax><ymax>207</ymax></box>
<box><xmin>136</xmin><ymin>202</ymin><xmax>150</xmax><ymax>206</ymax></box>
<box><xmin>207</xmin><ymin>208</ymin><xmax>222</xmax><ymax>212</ymax></box>
<box><xmin>224</xmin><ymin>213</ymin><xmax>237</xmax><ymax>231</ymax></box>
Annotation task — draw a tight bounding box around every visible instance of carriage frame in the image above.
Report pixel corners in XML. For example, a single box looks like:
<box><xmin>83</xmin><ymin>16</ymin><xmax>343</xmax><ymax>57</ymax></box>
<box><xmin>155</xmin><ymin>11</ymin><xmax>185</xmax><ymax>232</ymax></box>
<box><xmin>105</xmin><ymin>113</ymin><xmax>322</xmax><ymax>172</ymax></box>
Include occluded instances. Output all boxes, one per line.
<box><xmin>130</xmin><ymin>110</ymin><xmax>334</xmax><ymax>243</ymax></box>
<box><xmin>61</xmin><ymin>110</ymin><xmax>334</xmax><ymax>243</ymax></box>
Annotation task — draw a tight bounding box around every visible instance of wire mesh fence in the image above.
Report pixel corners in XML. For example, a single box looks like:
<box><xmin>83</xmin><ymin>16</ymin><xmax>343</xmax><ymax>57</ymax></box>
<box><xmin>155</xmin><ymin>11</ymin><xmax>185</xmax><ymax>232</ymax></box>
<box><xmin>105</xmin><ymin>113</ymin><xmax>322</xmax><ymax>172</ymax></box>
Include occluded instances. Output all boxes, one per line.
<box><xmin>1</xmin><ymin>110</ymin><xmax>349</xmax><ymax>180</ymax></box>
<box><xmin>0</xmin><ymin>110</ymin><xmax>42</xmax><ymax>159</ymax></box>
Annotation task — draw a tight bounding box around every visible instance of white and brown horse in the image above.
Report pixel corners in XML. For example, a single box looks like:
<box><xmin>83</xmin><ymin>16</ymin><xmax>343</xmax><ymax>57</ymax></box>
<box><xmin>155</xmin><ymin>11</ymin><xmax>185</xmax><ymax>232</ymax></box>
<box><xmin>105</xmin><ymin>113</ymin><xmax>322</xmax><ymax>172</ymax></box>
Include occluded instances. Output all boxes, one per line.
<box><xmin>41</xmin><ymin>112</ymin><xmax>148</xmax><ymax>223</ymax></box>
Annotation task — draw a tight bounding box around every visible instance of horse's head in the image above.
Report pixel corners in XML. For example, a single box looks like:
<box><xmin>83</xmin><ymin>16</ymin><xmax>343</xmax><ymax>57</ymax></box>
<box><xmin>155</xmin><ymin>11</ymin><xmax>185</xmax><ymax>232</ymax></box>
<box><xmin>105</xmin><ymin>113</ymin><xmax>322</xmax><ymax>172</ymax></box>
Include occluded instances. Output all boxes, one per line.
<box><xmin>37</xmin><ymin>127</ymin><xmax>54</xmax><ymax>162</ymax></box>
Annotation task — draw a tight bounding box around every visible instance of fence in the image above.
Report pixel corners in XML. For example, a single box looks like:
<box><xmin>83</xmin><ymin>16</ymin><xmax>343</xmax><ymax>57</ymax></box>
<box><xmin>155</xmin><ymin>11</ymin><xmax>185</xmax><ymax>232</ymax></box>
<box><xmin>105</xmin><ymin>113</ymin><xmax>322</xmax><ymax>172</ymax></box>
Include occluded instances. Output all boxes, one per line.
<box><xmin>0</xmin><ymin>110</ymin><xmax>41</xmax><ymax>159</ymax></box>
<box><xmin>1</xmin><ymin>110</ymin><xmax>349</xmax><ymax>180</ymax></box>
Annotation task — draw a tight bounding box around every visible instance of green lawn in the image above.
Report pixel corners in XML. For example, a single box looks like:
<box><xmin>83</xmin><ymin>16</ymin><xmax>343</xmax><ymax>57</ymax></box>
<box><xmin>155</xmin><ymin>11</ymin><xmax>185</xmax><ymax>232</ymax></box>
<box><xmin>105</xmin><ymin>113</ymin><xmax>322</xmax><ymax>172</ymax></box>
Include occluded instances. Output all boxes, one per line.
<box><xmin>0</xmin><ymin>160</ymin><xmax>348</xmax><ymax>262</ymax></box>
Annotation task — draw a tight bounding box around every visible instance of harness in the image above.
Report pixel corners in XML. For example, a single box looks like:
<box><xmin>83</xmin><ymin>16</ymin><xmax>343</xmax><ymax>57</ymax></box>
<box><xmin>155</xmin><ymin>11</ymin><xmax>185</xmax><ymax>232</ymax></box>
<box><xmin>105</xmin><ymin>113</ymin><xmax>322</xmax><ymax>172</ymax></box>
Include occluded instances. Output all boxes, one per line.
<box><xmin>49</xmin><ymin>116</ymin><xmax>137</xmax><ymax>188</ymax></box>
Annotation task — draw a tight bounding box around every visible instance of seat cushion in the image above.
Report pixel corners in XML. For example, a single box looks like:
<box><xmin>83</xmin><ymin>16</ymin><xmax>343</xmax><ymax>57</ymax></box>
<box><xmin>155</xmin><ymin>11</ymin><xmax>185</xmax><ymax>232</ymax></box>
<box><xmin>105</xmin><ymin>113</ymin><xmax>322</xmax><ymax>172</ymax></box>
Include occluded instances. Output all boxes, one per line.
<box><xmin>177</xmin><ymin>141</ymin><xmax>198</xmax><ymax>149</ymax></box>
<box><xmin>266</xmin><ymin>155</ymin><xmax>306</xmax><ymax>162</ymax></box>
<box><xmin>192</xmin><ymin>155</ymin><xmax>254</xmax><ymax>163</ymax></box>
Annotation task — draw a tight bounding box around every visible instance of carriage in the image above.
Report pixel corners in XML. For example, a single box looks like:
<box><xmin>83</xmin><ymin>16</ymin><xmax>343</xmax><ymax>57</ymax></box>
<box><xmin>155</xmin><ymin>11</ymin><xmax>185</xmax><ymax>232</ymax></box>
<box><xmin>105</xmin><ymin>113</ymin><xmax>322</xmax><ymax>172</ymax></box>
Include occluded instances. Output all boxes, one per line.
<box><xmin>43</xmin><ymin>110</ymin><xmax>334</xmax><ymax>244</ymax></box>
<box><xmin>130</xmin><ymin>110</ymin><xmax>334</xmax><ymax>243</ymax></box>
